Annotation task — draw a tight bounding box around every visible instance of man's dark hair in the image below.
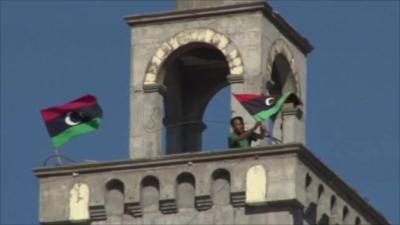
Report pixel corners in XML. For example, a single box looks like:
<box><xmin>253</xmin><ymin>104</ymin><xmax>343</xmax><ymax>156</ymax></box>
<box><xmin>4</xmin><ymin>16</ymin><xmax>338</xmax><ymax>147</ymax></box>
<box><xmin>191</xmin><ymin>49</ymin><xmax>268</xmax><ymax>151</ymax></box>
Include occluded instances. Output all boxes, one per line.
<box><xmin>230</xmin><ymin>116</ymin><xmax>244</xmax><ymax>127</ymax></box>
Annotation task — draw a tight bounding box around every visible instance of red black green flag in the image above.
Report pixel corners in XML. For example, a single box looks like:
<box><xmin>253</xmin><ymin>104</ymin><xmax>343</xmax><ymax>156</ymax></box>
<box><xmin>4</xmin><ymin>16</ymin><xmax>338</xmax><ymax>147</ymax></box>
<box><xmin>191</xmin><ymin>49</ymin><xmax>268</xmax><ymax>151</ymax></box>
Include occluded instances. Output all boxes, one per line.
<box><xmin>41</xmin><ymin>95</ymin><xmax>102</xmax><ymax>148</ymax></box>
<box><xmin>233</xmin><ymin>92</ymin><xmax>301</xmax><ymax>122</ymax></box>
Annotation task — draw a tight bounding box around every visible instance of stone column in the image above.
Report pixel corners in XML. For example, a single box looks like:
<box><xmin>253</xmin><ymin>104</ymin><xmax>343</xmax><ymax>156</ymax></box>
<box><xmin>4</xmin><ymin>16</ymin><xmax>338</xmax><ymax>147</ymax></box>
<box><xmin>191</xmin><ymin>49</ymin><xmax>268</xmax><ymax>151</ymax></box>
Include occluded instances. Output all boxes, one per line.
<box><xmin>130</xmin><ymin>87</ymin><xmax>164</xmax><ymax>158</ymax></box>
<box><xmin>281</xmin><ymin>105</ymin><xmax>303</xmax><ymax>143</ymax></box>
<box><xmin>165</xmin><ymin>122</ymin><xmax>183</xmax><ymax>155</ymax></box>
<box><xmin>182</xmin><ymin>121</ymin><xmax>207</xmax><ymax>152</ymax></box>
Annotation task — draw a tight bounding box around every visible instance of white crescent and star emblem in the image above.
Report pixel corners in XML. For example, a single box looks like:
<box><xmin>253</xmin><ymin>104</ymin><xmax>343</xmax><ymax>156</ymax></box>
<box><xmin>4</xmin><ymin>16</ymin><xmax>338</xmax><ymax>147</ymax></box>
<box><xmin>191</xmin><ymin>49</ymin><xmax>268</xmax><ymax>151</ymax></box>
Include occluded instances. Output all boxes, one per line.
<box><xmin>65</xmin><ymin>112</ymin><xmax>83</xmax><ymax>126</ymax></box>
<box><xmin>265</xmin><ymin>97</ymin><xmax>275</xmax><ymax>106</ymax></box>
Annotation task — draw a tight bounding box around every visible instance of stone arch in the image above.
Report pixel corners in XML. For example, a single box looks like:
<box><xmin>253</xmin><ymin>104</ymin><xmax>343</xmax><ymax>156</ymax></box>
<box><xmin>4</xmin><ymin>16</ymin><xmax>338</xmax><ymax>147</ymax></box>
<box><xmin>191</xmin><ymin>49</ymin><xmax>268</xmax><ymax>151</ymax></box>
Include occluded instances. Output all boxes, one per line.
<box><xmin>304</xmin><ymin>202</ymin><xmax>317</xmax><ymax>224</ymax></box>
<box><xmin>143</xmin><ymin>28</ymin><xmax>245</xmax><ymax>87</ymax></box>
<box><xmin>105</xmin><ymin>179</ymin><xmax>125</xmax><ymax>217</ymax></box>
<box><xmin>265</xmin><ymin>39</ymin><xmax>301</xmax><ymax>143</ymax></box>
<box><xmin>266</xmin><ymin>38</ymin><xmax>300</xmax><ymax>96</ymax></box>
<box><xmin>69</xmin><ymin>182</ymin><xmax>90</xmax><ymax>222</ymax></box>
<box><xmin>140</xmin><ymin>176</ymin><xmax>160</xmax><ymax>213</ymax></box>
<box><xmin>211</xmin><ymin>168</ymin><xmax>231</xmax><ymax>205</ymax></box>
<box><xmin>106</xmin><ymin>179</ymin><xmax>125</xmax><ymax>193</ymax></box>
<box><xmin>342</xmin><ymin>205</ymin><xmax>349</xmax><ymax>222</ymax></box>
<box><xmin>318</xmin><ymin>213</ymin><xmax>330</xmax><ymax>225</ymax></box>
<box><xmin>355</xmin><ymin>216</ymin><xmax>361</xmax><ymax>225</ymax></box>
<box><xmin>245</xmin><ymin>165</ymin><xmax>267</xmax><ymax>205</ymax></box>
<box><xmin>305</xmin><ymin>173</ymin><xmax>312</xmax><ymax>189</ymax></box>
<box><xmin>176</xmin><ymin>172</ymin><xmax>196</xmax><ymax>209</ymax></box>
<box><xmin>148</xmin><ymin>29</ymin><xmax>244</xmax><ymax>154</ymax></box>
<box><xmin>330</xmin><ymin>195</ymin><xmax>338</xmax><ymax>215</ymax></box>
<box><xmin>317</xmin><ymin>184</ymin><xmax>325</xmax><ymax>200</ymax></box>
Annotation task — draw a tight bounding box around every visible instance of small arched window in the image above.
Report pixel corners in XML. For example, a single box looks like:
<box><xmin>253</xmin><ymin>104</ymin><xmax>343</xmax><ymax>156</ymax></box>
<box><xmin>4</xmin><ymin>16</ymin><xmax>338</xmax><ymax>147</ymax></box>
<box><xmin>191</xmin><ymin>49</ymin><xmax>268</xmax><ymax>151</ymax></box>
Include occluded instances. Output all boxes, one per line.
<box><xmin>305</xmin><ymin>173</ymin><xmax>312</xmax><ymax>189</ymax></box>
<box><xmin>355</xmin><ymin>216</ymin><xmax>361</xmax><ymax>225</ymax></box>
<box><xmin>105</xmin><ymin>179</ymin><xmax>125</xmax><ymax>216</ymax></box>
<box><xmin>176</xmin><ymin>172</ymin><xmax>196</xmax><ymax>209</ymax></box>
<box><xmin>141</xmin><ymin>176</ymin><xmax>160</xmax><ymax>213</ymax></box>
<box><xmin>317</xmin><ymin>184</ymin><xmax>324</xmax><ymax>200</ymax></box>
<box><xmin>342</xmin><ymin>206</ymin><xmax>349</xmax><ymax>221</ymax></box>
<box><xmin>211</xmin><ymin>169</ymin><xmax>230</xmax><ymax>205</ymax></box>
<box><xmin>330</xmin><ymin>195</ymin><xmax>337</xmax><ymax>212</ymax></box>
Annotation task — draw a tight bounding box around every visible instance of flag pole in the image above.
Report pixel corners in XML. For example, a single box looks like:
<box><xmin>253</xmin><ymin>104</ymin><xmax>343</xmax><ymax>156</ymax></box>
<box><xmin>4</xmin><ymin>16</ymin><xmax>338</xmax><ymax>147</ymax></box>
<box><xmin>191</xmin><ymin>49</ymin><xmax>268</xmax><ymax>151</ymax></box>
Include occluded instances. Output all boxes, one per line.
<box><xmin>265</xmin><ymin>135</ymin><xmax>282</xmax><ymax>144</ymax></box>
<box><xmin>54</xmin><ymin>148</ymin><xmax>63</xmax><ymax>165</ymax></box>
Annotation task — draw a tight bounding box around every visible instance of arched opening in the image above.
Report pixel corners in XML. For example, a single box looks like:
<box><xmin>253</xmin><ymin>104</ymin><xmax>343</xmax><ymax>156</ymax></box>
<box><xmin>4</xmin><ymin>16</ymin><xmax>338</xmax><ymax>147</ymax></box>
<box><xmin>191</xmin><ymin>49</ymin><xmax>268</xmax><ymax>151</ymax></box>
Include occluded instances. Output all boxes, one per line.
<box><xmin>268</xmin><ymin>54</ymin><xmax>296</xmax><ymax>95</ymax></box>
<box><xmin>105</xmin><ymin>179</ymin><xmax>125</xmax><ymax>216</ymax></box>
<box><xmin>342</xmin><ymin>206</ymin><xmax>349</xmax><ymax>222</ymax></box>
<box><xmin>176</xmin><ymin>172</ymin><xmax>196</xmax><ymax>209</ymax></box>
<box><xmin>317</xmin><ymin>184</ymin><xmax>325</xmax><ymax>201</ymax></box>
<box><xmin>318</xmin><ymin>214</ymin><xmax>330</xmax><ymax>225</ymax></box>
<box><xmin>140</xmin><ymin>176</ymin><xmax>160</xmax><ymax>213</ymax></box>
<box><xmin>245</xmin><ymin>165</ymin><xmax>267</xmax><ymax>205</ymax></box>
<box><xmin>211</xmin><ymin>169</ymin><xmax>230</xmax><ymax>205</ymax></box>
<box><xmin>267</xmin><ymin>53</ymin><xmax>297</xmax><ymax>142</ymax></box>
<box><xmin>305</xmin><ymin>173</ymin><xmax>312</xmax><ymax>189</ymax></box>
<box><xmin>355</xmin><ymin>216</ymin><xmax>361</xmax><ymax>225</ymax></box>
<box><xmin>304</xmin><ymin>202</ymin><xmax>317</xmax><ymax>225</ymax></box>
<box><xmin>330</xmin><ymin>195</ymin><xmax>337</xmax><ymax>214</ymax></box>
<box><xmin>202</xmin><ymin>86</ymin><xmax>231</xmax><ymax>151</ymax></box>
<box><xmin>69</xmin><ymin>183</ymin><xmax>90</xmax><ymax>221</ymax></box>
<box><xmin>160</xmin><ymin>43</ymin><xmax>230</xmax><ymax>154</ymax></box>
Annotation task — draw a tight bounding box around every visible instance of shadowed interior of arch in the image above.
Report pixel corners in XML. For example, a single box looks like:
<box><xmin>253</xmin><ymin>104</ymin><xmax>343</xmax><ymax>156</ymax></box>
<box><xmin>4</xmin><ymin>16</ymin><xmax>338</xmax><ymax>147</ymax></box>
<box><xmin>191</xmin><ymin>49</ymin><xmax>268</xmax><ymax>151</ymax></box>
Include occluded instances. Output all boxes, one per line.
<box><xmin>160</xmin><ymin>43</ymin><xmax>230</xmax><ymax>155</ymax></box>
<box><xmin>268</xmin><ymin>53</ymin><xmax>297</xmax><ymax>141</ymax></box>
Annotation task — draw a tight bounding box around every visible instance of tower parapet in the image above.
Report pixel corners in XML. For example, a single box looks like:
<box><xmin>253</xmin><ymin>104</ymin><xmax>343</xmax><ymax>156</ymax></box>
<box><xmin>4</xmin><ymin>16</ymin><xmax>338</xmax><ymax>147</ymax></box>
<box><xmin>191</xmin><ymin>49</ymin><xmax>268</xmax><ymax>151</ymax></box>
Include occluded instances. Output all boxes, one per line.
<box><xmin>34</xmin><ymin>144</ymin><xmax>389</xmax><ymax>224</ymax></box>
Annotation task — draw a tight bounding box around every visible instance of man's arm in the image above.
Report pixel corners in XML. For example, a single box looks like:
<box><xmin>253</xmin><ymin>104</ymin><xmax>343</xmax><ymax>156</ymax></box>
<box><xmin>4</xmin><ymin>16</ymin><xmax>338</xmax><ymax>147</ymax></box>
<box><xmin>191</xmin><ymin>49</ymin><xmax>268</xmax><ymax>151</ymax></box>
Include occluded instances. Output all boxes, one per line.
<box><xmin>232</xmin><ymin>122</ymin><xmax>262</xmax><ymax>142</ymax></box>
<box><xmin>250</xmin><ymin>124</ymin><xmax>267</xmax><ymax>140</ymax></box>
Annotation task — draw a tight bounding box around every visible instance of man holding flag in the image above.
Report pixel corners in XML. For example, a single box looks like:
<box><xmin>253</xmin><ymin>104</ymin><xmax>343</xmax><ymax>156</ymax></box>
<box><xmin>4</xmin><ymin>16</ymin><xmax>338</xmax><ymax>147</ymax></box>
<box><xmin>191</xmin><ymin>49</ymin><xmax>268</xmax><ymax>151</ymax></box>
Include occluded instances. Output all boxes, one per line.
<box><xmin>228</xmin><ymin>116</ymin><xmax>267</xmax><ymax>148</ymax></box>
<box><xmin>230</xmin><ymin>91</ymin><xmax>301</xmax><ymax>148</ymax></box>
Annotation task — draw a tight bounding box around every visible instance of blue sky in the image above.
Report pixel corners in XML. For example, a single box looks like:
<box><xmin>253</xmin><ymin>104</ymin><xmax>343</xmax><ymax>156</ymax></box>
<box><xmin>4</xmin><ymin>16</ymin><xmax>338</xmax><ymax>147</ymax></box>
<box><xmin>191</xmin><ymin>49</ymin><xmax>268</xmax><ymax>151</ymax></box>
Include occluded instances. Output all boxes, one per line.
<box><xmin>1</xmin><ymin>1</ymin><xmax>398</xmax><ymax>224</ymax></box>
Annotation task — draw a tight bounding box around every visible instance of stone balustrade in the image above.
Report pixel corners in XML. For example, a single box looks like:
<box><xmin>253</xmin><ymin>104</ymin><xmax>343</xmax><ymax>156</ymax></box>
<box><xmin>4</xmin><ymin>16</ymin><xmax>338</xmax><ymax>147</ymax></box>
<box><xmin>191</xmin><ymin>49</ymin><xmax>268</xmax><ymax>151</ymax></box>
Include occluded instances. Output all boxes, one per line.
<box><xmin>34</xmin><ymin>143</ymin><xmax>389</xmax><ymax>225</ymax></box>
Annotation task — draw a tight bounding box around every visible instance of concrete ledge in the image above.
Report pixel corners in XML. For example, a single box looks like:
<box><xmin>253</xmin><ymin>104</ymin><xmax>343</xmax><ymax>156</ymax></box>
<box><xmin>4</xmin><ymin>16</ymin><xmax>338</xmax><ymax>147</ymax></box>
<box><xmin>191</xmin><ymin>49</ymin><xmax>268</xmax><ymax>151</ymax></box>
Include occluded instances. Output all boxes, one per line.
<box><xmin>33</xmin><ymin>143</ymin><xmax>301</xmax><ymax>176</ymax></box>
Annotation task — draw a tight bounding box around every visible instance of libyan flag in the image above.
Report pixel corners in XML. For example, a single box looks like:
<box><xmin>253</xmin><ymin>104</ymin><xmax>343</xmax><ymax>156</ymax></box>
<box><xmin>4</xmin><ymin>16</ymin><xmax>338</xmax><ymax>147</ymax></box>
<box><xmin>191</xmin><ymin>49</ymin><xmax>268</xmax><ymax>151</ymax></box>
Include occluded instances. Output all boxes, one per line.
<box><xmin>41</xmin><ymin>95</ymin><xmax>102</xmax><ymax>149</ymax></box>
<box><xmin>233</xmin><ymin>92</ymin><xmax>301</xmax><ymax>122</ymax></box>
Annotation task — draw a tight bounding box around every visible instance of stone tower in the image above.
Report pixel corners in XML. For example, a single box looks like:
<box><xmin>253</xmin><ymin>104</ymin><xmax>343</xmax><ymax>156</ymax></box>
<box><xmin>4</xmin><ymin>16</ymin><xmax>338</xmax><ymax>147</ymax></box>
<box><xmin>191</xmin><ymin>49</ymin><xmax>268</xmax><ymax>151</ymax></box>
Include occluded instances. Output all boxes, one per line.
<box><xmin>129</xmin><ymin>0</ymin><xmax>310</xmax><ymax>158</ymax></box>
<box><xmin>34</xmin><ymin>1</ymin><xmax>390</xmax><ymax>225</ymax></box>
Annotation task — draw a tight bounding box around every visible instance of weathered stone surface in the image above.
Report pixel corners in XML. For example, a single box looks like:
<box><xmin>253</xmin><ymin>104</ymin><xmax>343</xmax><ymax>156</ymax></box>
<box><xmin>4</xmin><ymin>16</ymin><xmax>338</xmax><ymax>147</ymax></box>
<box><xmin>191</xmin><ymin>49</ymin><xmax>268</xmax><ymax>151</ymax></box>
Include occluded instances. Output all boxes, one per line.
<box><xmin>34</xmin><ymin>144</ymin><xmax>389</xmax><ymax>225</ymax></box>
<box><xmin>128</xmin><ymin>4</ymin><xmax>309</xmax><ymax>158</ymax></box>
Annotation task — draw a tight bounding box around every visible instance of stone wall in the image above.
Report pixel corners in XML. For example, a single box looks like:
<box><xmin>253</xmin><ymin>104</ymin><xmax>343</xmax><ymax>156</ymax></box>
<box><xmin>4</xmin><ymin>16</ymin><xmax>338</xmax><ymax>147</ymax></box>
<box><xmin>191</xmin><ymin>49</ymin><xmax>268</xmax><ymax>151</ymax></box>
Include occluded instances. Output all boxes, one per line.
<box><xmin>126</xmin><ymin>2</ymin><xmax>310</xmax><ymax>158</ymax></box>
<box><xmin>34</xmin><ymin>144</ymin><xmax>388</xmax><ymax>225</ymax></box>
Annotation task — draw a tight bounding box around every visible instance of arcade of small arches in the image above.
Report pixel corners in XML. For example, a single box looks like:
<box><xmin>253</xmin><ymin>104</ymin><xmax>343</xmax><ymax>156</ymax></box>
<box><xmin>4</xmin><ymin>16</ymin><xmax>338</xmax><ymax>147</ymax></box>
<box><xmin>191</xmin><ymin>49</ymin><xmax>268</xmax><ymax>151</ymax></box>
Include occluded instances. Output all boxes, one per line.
<box><xmin>67</xmin><ymin>166</ymin><xmax>367</xmax><ymax>225</ymax></box>
<box><xmin>68</xmin><ymin>165</ymin><xmax>269</xmax><ymax>222</ymax></box>
<box><xmin>304</xmin><ymin>173</ymin><xmax>364</xmax><ymax>225</ymax></box>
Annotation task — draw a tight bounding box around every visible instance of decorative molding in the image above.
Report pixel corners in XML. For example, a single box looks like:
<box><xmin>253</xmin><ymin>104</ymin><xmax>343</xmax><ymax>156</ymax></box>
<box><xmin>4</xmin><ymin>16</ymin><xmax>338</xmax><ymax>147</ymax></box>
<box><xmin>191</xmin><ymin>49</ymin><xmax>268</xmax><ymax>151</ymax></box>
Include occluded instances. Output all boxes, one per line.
<box><xmin>227</xmin><ymin>74</ymin><xmax>244</xmax><ymax>84</ymax></box>
<box><xmin>142</xmin><ymin>83</ymin><xmax>166</xmax><ymax>94</ymax></box>
<box><xmin>230</xmin><ymin>192</ymin><xmax>245</xmax><ymax>208</ymax></box>
<box><xmin>124</xmin><ymin>1</ymin><xmax>313</xmax><ymax>54</ymax></box>
<box><xmin>124</xmin><ymin>202</ymin><xmax>143</xmax><ymax>217</ymax></box>
<box><xmin>89</xmin><ymin>205</ymin><xmax>107</xmax><ymax>222</ymax></box>
<box><xmin>282</xmin><ymin>107</ymin><xmax>303</xmax><ymax>119</ymax></box>
<box><xmin>160</xmin><ymin>199</ymin><xmax>178</xmax><ymax>214</ymax></box>
<box><xmin>142</xmin><ymin>28</ymin><xmax>244</xmax><ymax>91</ymax></box>
<box><xmin>195</xmin><ymin>195</ymin><xmax>212</xmax><ymax>211</ymax></box>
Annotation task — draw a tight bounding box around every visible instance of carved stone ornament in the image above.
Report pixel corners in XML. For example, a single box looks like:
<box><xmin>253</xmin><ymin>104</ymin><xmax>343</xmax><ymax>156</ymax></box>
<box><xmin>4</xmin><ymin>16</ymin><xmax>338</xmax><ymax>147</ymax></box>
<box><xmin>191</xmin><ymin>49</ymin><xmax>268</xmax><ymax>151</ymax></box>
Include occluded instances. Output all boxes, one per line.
<box><xmin>143</xmin><ymin>29</ymin><xmax>245</xmax><ymax>88</ymax></box>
